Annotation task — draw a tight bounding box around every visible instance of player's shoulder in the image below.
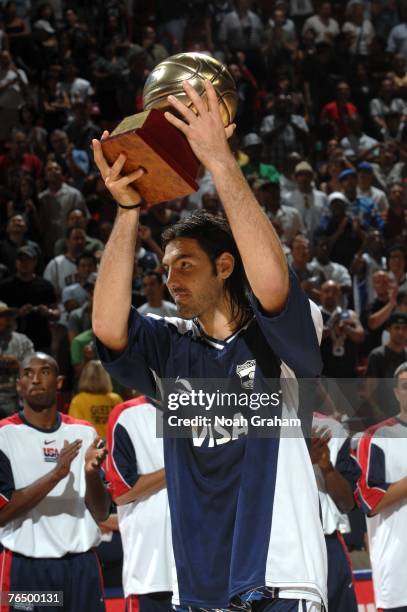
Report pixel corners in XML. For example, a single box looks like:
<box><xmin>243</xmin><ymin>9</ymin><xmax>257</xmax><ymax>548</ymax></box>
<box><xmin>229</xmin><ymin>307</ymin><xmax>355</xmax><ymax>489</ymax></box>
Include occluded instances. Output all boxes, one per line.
<box><xmin>0</xmin><ymin>413</ymin><xmax>24</xmax><ymax>431</ymax></box>
<box><xmin>107</xmin><ymin>395</ymin><xmax>155</xmax><ymax>428</ymax></box>
<box><xmin>60</xmin><ymin>413</ymin><xmax>97</xmax><ymax>435</ymax></box>
<box><xmin>362</xmin><ymin>417</ymin><xmax>400</xmax><ymax>442</ymax></box>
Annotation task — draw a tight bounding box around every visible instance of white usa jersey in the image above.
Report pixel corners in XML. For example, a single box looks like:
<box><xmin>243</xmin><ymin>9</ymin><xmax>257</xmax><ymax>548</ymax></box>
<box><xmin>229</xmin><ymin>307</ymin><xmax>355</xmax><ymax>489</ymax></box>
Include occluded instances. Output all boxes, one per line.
<box><xmin>106</xmin><ymin>397</ymin><xmax>173</xmax><ymax>597</ymax></box>
<box><xmin>357</xmin><ymin>417</ymin><xmax>407</xmax><ymax>609</ymax></box>
<box><xmin>312</xmin><ymin>414</ymin><xmax>360</xmax><ymax>535</ymax></box>
<box><xmin>0</xmin><ymin>412</ymin><xmax>101</xmax><ymax>558</ymax></box>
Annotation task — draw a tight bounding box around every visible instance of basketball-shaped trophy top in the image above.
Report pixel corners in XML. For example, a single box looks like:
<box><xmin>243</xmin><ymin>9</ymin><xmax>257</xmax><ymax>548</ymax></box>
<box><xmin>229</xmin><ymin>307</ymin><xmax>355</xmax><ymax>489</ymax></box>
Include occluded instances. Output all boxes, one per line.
<box><xmin>143</xmin><ymin>52</ymin><xmax>237</xmax><ymax>128</ymax></box>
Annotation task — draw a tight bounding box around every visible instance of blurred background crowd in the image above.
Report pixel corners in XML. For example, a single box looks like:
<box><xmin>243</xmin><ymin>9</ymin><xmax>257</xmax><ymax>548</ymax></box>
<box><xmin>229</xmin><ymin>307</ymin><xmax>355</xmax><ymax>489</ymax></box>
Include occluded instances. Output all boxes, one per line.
<box><xmin>0</xmin><ymin>0</ymin><xmax>407</xmax><ymax>582</ymax></box>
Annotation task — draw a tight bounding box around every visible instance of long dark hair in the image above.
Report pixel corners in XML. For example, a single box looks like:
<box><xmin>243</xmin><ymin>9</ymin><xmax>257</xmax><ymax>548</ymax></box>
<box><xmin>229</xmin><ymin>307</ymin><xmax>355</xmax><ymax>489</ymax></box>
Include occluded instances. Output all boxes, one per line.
<box><xmin>161</xmin><ymin>211</ymin><xmax>251</xmax><ymax>329</ymax></box>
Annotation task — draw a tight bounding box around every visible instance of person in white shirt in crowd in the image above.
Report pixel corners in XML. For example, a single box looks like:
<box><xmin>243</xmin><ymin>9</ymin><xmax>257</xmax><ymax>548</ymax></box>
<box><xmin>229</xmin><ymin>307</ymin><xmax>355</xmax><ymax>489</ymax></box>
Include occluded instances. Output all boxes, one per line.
<box><xmin>279</xmin><ymin>151</ymin><xmax>301</xmax><ymax>198</ymax></box>
<box><xmin>218</xmin><ymin>0</ymin><xmax>263</xmax><ymax>56</ymax></box>
<box><xmin>369</xmin><ymin>77</ymin><xmax>406</xmax><ymax>137</ymax></box>
<box><xmin>61</xmin><ymin>59</ymin><xmax>94</xmax><ymax>107</ymax></box>
<box><xmin>0</xmin><ymin>50</ymin><xmax>29</xmax><ymax>140</ymax></box>
<box><xmin>309</xmin><ymin>237</ymin><xmax>352</xmax><ymax>302</ymax></box>
<box><xmin>38</xmin><ymin>160</ymin><xmax>88</xmax><ymax>259</ymax></box>
<box><xmin>285</xmin><ymin>161</ymin><xmax>328</xmax><ymax>239</ymax></box>
<box><xmin>342</xmin><ymin>0</ymin><xmax>375</xmax><ymax>57</ymax></box>
<box><xmin>351</xmin><ymin>231</ymin><xmax>386</xmax><ymax>314</ymax></box>
<box><xmin>387</xmin><ymin>20</ymin><xmax>407</xmax><ymax>61</ymax></box>
<box><xmin>43</xmin><ymin>226</ymin><xmax>86</xmax><ymax>298</ymax></box>
<box><xmin>106</xmin><ymin>395</ymin><xmax>173</xmax><ymax>612</ymax></box>
<box><xmin>254</xmin><ymin>175</ymin><xmax>304</xmax><ymax>246</ymax></box>
<box><xmin>357</xmin><ymin>162</ymin><xmax>389</xmax><ymax>212</ymax></box>
<box><xmin>137</xmin><ymin>272</ymin><xmax>178</xmax><ymax>318</ymax></box>
<box><xmin>340</xmin><ymin>114</ymin><xmax>379</xmax><ymax>161</ymax></box>
<box><xmin>311</xmin><ymin>413</ymin><xmax>359</xmax><ymax>612</ymax></box>
<box><xmin>357</xmin><ymin>362</ymin><xmax>407</xmax><ymax>611</ymax></box>
<box><xmin>302</xmin><ymin>2</ymin><xmax>340</xmax><ymax>44</ymax></box>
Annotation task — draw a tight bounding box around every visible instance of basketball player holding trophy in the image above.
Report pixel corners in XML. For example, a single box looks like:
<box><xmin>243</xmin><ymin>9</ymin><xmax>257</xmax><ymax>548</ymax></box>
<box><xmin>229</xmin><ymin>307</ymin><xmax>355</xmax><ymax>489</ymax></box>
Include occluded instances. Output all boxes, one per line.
<box><xmin>92</xmin><ymin>53</ymin><xmax>328</xmax><ymax>612</ymax></box>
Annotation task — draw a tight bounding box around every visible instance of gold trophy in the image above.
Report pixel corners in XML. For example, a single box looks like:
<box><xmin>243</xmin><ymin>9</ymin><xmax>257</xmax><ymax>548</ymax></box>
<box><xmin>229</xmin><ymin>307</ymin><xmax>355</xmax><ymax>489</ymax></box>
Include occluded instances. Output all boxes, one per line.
<box><xmin>101</xmin><ymin>52</ymin><xmax>237</xmax><ymax>206</ymax></box>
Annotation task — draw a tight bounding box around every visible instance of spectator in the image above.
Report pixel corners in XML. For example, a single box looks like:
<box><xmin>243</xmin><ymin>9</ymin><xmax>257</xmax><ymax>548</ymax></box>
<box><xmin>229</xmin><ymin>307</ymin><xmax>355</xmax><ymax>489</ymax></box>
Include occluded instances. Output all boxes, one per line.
<box><xmin>5</xmin><ymin>174</ymin><xmax>41</xmax><ymax>241</ymax></box>
<box><xmin>260</xmin><ymin>93</ymin><xmax>309</xmax><ymax>169</ymax></box>
<box><xmin>38</xmin><ymin>160</ymin><xmax>88</xmax><ymax>259</ymax></box>
<box><xmin>320</xmin><ymin>81</ymin><xmax>358</xmax><ymax>139</ymax></box>
<box><xmin>387</xmin><ymin>244</ymin><xmax>407</xmax><ymax>293</ymax></box>
<box><xmin>301</xmin><ymin>2</ymin><xmax>340</xmax><ymax>45</ymax></box>
<box><xmin>285</xmin><ymin>161</ymin><xmax>327</xmax><ymax>239</ymax></box>
<box><xmin>140</xmin><ymin>25</ymin><xmax>169</xmax><ymax>71</ymax></box>
<box><xmin>0</xmin><ymin>50</ymin><xmax>29</xmax><ymax>139</ymax></box>
<box><xmin>70</xmin><ymin>327</ymin><xmax>96</xmax><ymax>379</ymax></box>
<box><xmin>254</xmin><ymin>175</ymin><xmax>304</xmax><ymax>245</ymax></box>
<box><xmin>0</xmin><ymin>214</ymin><xmax>41</xmax><ymax>274</ymax></box>
<box><xmin>61</xmin><ymin>253</ymin><xmax>97</xmax><ymax>315</ymax></box>
<box><xmin>65</xmin><ymin>100</ymin><xmax>102</xmax><ymax>151</ymax></box>
<box><xmin>339</xmin><ymin>168</ymin><xmax>384</xmax><ymax>234</ymax></box>
<box><xmin>389</xmin><ymin>52</ymin><xmax>407</xmax><ymax>94</ymax></box>
<box><xmin>381</xmin><ymin>109</ymin><xmax>406</xmax><ymax>143</ymax></box>
<box><xmin>138</xmin><ymin>272</ymin><xmax>178</xmax><ymax>318</ymax></box>
<box><xmin>351</xmin><ymin>230</ymin><xmax>386</xmax><ymax>313</ymax></box>
<box><xmin>60</xmin><ymin>59</ymin><xmax>94</xmax><ymax>106</ymax></box>
<box><xmin>240</xmin><ymin>132</ymin><xmax>279</xmax><ymax>182</ymax></box>
<box><xmin>279</xmin><ymin>151</ymin><xmax>301</xmax><ymax>197</ymax></box>
<box><xmin>262</xmin><ymin>6</ymin><xmax>298</xmax><ymax>81</ymax></box>
<box><xmin>69</xmin><ymin>360</ymin><xmax>122</xmax><ymax>439</ymax></box>
<box><xmin>340</xmin><ymin>115</ymin><xmax>379</xmax><ymax>161</ymax></box>
<box><xmin>117</xmin><ymin>47</ymin><xmax>148</xmax><ymax>117</ymax></box>
<box><xmin>0</xmin><ymin>301</ymin><xmax>34</xmax><ymax>417</ymax></box>
<box><xmin>54</xmin><ymin>208</ymin><xmax>103</xmax><ymax>258</ymax></box>
<box><xmin>319</xmin><ymin>280</ymin><xmax>365</xmax><ymax>377</ymax></box>
<box><xmin>315</xmin><ymin>192</ymin><xmax>363</xmax><ymax>268</ymax></box>
<box><xmin>219</xmin><ymin>0</ymin><xmax>263</xmax><ymax>56</ymax></box>
<box><xmin>357</xmin><ymin>162</ymin><xmax>389</xmax><ymax>212</ymax></box>
<box><xmin>289</xmin><ymin>234</ymin><xmax>316</xmax><ymax>292</ymax></box>
<box><xmin>43</xmin><ymin>227</ymin><xmax>86</xmax><ymax>297</ymax></box>
<box><xmin>39</xmin><ymin>68</ymin><xmax>71</xmax><ymax>133</ymax></box>
<box><xmin>49</xmin><ymin>129</ymin><xmax>90</xmax><ymax>190</ymax></box>
<box><xmin>0</xmin><ymin>245</ymin><xmax>58</xmax><ymax>352</ymax></box>
<box><xmin>309</xmin><ymin>237</ymin><xmax>352</xmax><ymax>298</ymax></box>
<box><xmin>369</xmin><ymin>77</ymin><xmax>406</xmax><ymax>137</ymax></box>
<box><xmin>383</xmin><ymin>182</ymin><xmax>407</xmax><ymax>243</ymax></box>
<box><xmin>387</xmin><ymin>20</ymin><xmax>407</xmax><ymax>60</ymax></box>
<box><xmin>18</xmin><ymin>105</ymin><xmax>48</xmax><ymax>161</ymax></box>
<box><xmin>371</xmin><ymin>142</ymin><xmax>406</xmax><ymax>191</ymax></box>
<box><xmin>366</xmin><ymin>312</ymin><xmax>407</xmax><ymax>418</ymax></box>
<box><xmin>362</xmin><ymin>270</ymin><xmax>398</xmax><ymax>356</ymax></box>
<box><xmin>0</xmin><ymin>129</ymin><xmax>42</xmax><ymax>191</ymax></box>
<box><xmin>68</xmin><ymin>273</ymin><xmax>96</xmax><ymax>342</ymax></box>
<box><xmin>141</xmin><ymin>204</ymin><xmax>180</xmax><ymax>247</ymax></box>
<box><xmin>342</xmin><ymin>0</ymin><xmax>375</xmax><ymax>57</ymax></box>
<box><xmin>91</xmin><ymin>41</ymin><xmax>128</xmax><ymax>122</ymax></box>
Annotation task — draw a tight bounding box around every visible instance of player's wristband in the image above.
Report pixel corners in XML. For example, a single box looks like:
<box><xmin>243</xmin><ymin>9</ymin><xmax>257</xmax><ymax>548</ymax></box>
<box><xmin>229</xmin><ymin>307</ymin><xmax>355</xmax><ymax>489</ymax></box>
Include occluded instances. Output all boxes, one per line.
<box><xmin>116</xmin><ymin>202</ymin><xmax>142</xmax><ymax>210</ymax></box>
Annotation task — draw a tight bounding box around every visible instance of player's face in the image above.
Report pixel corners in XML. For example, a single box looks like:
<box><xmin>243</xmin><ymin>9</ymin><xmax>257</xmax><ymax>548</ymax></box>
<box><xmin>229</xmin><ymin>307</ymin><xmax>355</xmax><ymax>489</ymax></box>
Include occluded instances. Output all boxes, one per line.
<box><xmin>394</xmin><ymin>371</ymin><xmax>407</xmax><ymax>409</ymax></box>
<box><xmin>17</xmin><ymin>356</ymin><xmax>62</xmax><ymax>411</ymax></box>
<box><xmin>163</xmin><ymin>238</ymin><xmax>225</xmax><ymax>320</ymax></box>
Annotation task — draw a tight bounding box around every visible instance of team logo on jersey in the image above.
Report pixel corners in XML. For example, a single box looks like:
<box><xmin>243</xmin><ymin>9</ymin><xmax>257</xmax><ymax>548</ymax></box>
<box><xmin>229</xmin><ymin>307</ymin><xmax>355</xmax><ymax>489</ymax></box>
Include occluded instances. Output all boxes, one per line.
<box><xmin>236</xmin><ymin>360</ymin><xmax>256</xmax><ymax>389</ymax></box>
<box><xmin>43</xmin><ymin>446</ymin><xmax>59</xmax><ymax>462</ymax></box>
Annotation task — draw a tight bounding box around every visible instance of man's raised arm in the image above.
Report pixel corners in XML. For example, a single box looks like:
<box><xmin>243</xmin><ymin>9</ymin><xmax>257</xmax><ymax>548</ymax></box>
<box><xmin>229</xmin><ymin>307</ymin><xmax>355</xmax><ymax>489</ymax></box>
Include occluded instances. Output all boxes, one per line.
<box><xmin>165</xmin><ymin>80</ymin><xmax>289</xmax><ymax>314</ymax></box>
<box><xmin>92</xmin><ymin>132</ymin><xmax>144</xmax><ymax>351</ymax></box>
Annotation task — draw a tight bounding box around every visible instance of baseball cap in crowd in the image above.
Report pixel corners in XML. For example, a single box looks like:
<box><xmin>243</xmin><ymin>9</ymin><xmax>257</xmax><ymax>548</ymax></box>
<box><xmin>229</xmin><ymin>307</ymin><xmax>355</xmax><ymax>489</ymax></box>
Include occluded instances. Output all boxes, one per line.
<box><xmin>357</xmin><ymin>162</ymin><xmax>373</xmax><ymax>173</ymax></box>
<box><xmin>0</xmin><ymin>302</ymin><xmax>18</xmax><ymax>317</ymax></box>
<box><xmin>338</xmin><ymin>168</ymin><xmax>357</xmax><ymax>181</ymax></box>
<box><xmin>16</xmin><ymin>245</ymin><xmax>38</xmax><ymax>259</ymax></box>
<box><xmin>328</xmin><ymin>192</ymin><xmax>349</xmax><ymax>206</ymax></box>
<box><xmin>241</xmin><ymin>133</ymin><xmax>262</xmax><ymax>149</ymax></box>
<box><xmin>387</xmin><ymin>312</ymin><xmax>407</xmax><ymax>328</ymax></box>
<box><xmin>294</xmin><ymin>161</ymin><xmax>314</xmax><ymax>175</ymax></box>
<box><xmin>84</xmin><ymin>272</ymin><xmax>97</xmax><ymax>289</ymax></box>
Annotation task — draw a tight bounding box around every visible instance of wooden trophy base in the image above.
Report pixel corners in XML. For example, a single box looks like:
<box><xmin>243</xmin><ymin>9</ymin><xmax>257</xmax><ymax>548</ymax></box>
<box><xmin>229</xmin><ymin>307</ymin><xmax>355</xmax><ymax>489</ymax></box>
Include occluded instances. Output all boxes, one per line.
<box><xmin>101</xmin><ymin>109</ymin><xmax>200</xmax><ymax>206</ymax></box>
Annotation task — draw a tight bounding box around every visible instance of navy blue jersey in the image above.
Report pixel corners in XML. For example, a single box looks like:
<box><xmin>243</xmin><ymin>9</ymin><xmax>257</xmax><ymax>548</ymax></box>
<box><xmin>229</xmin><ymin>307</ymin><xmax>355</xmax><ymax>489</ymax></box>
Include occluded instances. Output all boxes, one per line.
<box><xmin>97</xmin><ymin>270</ymin><xmax>328</xmax><ymax>609</ymax></box>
